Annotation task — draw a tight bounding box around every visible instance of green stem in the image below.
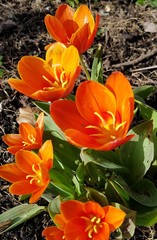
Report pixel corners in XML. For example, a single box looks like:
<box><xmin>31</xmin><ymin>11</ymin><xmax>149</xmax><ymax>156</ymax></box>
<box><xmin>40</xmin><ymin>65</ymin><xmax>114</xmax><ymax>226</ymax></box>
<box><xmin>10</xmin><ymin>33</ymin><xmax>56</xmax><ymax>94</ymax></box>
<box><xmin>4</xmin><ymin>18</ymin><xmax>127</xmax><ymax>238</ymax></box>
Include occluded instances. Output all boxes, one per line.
<box><xmin>79</xmin><ymin>55</ymin><xmax>91</xmax><ymax>80</ymax></box>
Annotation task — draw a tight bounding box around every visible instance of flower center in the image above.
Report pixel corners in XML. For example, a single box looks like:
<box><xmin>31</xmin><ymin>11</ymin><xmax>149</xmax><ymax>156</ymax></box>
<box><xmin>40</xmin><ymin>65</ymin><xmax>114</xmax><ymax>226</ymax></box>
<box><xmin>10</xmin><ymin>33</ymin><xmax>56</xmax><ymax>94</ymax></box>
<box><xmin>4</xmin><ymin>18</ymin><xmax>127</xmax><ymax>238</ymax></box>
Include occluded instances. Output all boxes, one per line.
<box><xmin>22</xmin><ymin>134</ymin><xmax>36</xmax><ymax>147</ymax></box>
<box><xmin>26</xmin><ymin>164</ymin><xmax>42</xmax><ymax>185</ymax></box>
<box><xmin>43</xmin><ymin>65</ymin><xmax>68</xmax><ymax>91</ymax></box>
<box><xmin>86</xmin><ymin>111</ymin><xmax>126</xmax><ymax>142</ymax></box>
<box><xmin>85</xmin><ymin>216</ymin><xmax>103</xmax><ymax>238</ymax></box>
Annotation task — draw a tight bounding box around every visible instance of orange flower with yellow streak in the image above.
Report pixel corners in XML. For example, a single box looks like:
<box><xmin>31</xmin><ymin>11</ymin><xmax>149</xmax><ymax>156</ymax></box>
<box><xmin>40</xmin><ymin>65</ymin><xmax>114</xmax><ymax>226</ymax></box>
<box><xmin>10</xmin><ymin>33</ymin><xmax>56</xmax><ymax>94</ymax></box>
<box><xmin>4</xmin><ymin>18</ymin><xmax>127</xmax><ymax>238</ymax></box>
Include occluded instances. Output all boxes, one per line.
<box><xmin>0</xmin><ymin>140</ymin><xmax>53</xmax><ymax>203</ymax></box>
<box><xmin>2</xmin><ymin>112</ymin><xmax>44</xmax><ymax>154</ymax></box>
<box><xmin>50</xmin><ymin>72</ymin><xmax>134</xmax><ymax>151</ymax></box>
<box><xmin>42</xmin><ymin>200</ymin><xmax>126</xmax><ymax>240</ymax></box>
<box><xmin>44</xmin><ymin>4</ymin><xmax>100</xmax><ymax>54</ymax></box>
<box><xmin>8</xmin><ymin>42</ymin><xmax>81</xmax><ymax>102</ymax></box>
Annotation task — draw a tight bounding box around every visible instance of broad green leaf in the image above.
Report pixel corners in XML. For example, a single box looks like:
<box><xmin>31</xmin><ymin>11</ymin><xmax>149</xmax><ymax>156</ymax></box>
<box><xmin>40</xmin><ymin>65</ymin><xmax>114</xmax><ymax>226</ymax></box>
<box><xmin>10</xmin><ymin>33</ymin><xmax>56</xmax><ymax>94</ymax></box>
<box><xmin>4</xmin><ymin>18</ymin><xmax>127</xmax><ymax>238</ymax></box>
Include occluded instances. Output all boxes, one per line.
<box><xmin>137</xmin><ymin>99</ymin><xmax>157</xmax><ymax>160</ymax></box>
<box><xmin>0</xmin><ymin>204</ymin><xmax>45</xmax><ymax>234</ymax></box>
<box><xmin>53</xmin><ymin>135</ymin><xmax>80</xmax><ymax>170</ymax></box>
<box><xmin>34</xmin><ymin>101</ymin><xmax>50</xmax><ymax>114</ymax></box>
<box><xmin>120</xmin><ymin>121</ymin><xmax>154</xmax><ymax>184</ymax></box>
<box><xmin>105</xmin><ymin>179</ymin><xmax>130</xmax><ymax>206</ymax></box>
<box><xmin>48</xmin><ymin>196</ymin><xmax>61</xmax><ymax>220</ymax></box>
<box><xmin>135</xmin><ymin>204</ymin><xmax>157</xmax><ymax>226</ymax></box>
<box><xmin>81</xmin><ymin>149</ymin><xmax>129</xmax><ymax>175</ymax></box>
<box><xmin>114</xmin><ymin>176</ymin><xmax>157</xmax><ymax>207</ymax></box>
<box><xmin>86</xmin><ymin>187</ymin><xmax>109</xmax><ymax>206</ymax></box>
<box><xmin>49</xmin><ymin>168</ymin><xmax>75</xmax><ymax>197</ymax></box>
<box><xmin>112</xmin><ymin>203</ymin><xmax>136</xmax><ymax>239</ymax></box>
<box><xmin>91</xmin><ymin>44</ymin><xmax>103</xmax><ymax>83</ymax></box>
<box><xmin>134</xmin><ymin>85</ymin><xmax>156</xmax><ymax>99</ymax></box>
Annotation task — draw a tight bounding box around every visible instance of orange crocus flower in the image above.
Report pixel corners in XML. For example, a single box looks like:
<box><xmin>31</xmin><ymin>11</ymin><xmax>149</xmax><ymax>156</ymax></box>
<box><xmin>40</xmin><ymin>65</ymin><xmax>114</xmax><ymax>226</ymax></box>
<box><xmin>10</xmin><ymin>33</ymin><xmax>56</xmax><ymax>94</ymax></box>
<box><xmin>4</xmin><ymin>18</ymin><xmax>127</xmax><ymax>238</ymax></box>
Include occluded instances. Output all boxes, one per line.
<box><xmin>2</xmin><ymin>112</ymin><xmax>44</xmax><ymax>154</ymax></box>
<box><xmin>0</xmin><ymin>140</ymin><xmax>53</xmax><ymax>204</ymax></box>
<box><xmin>44</xmin><ymin>4</ymin><xmax>100</xmax><ymax>54</ymax></box>
<box><xmin>8</xmin><ymin>42</ymin><xmax>81</xmax><ymax>102</ymax></box>
<box><xmin>50</xmin><ymin>72</ymin><xmax>134</xmax><ymax>151</ymax></box>
<box><xmin>42</xmin><ymin>200</ymin><xmax>126</xmax><ymax>240</ymax></box>
<box><xmin>42</xmin><ymin>226</ymin><xmax>65</xmax><ymax>240</ymax></box>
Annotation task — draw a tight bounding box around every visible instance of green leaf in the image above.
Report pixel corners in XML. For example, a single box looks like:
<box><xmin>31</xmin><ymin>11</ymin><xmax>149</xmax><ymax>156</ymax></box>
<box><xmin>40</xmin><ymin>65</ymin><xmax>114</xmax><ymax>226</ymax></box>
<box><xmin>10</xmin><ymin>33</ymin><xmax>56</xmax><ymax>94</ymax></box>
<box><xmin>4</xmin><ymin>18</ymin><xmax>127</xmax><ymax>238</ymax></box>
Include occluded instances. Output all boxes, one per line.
<box><xmin>49</xmin><ymin>168</ymin><xmax>75</xmax><ymax>197</ymax></box>
<box><xmin>34</xmin><ymin>101</ymin><xmax>50</xmax><ymax>114</ymax></box>
<box><xmin>135</xmin><ymin>203</ymin><xmax>157</xmax><ymax>226</ymax></box>
<box><xmin>105</xmin><ymin>179</ymin><xmax>130</xmax><ymax>206</ymax></box>
<box><xmin>112</xmin><ymin>203</ymin><xmax>136</xmax><ymax>239</ymax></box>
<box><xmin>134</xmin><ymin>85</ymin><xmax>156</xmax><ymax>100</ymax></box>
<box><xmin>91</xmin><ymin>44</ymin><xmax>103</xmax><ymax>83</ymax></box>
<box><xmin>0</xmin><ymin>204</ymin><xmax>45</xmax><ymax>234</ymax></box>
<box><xmin>114</xmin><ymin>176</ymin><xmax>157</xmax><ymax>207</ymax></box>
<box><xmin>120</xmin><ymin>121</ymin><xmax>154</xmax><ymax>184</ymax></box>
<box><xmin>137</xmin><ymin>99</ymin><xmax>157</xmax><ymax>160</ymax></box>
<box><xmin>81</xmin><ymin>149</ymin><xmax>129</xmax><ymax>175</ymax></box>
<box><xmin>48</xmin><ymin>196</ymin><xmax>61</xmax><ymax>220</ymax></box>
<box><xmin>86</xmin><ymin>188</ymin><xmax>109</xmax><ymax>206</ymax></box>
<box><xmin>53</xmin><ymin>135</ymin><xmax>80</xmax><ymax>171</ymax></box>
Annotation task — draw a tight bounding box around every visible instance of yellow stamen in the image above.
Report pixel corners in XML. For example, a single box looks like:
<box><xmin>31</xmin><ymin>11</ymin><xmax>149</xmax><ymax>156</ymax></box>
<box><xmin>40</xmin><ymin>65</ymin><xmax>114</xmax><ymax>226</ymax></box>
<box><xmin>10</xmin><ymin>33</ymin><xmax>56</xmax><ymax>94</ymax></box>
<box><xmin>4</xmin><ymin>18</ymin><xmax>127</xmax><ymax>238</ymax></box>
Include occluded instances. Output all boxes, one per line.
<box><xmin>22</xmin><ymin>134</ymin><xmax>36</xmax><ymax>146</ymax></box>
<box><xmin>26</xmin><ymin>164</ymin><xmax>42</xmax><ymax>185</ymax></box>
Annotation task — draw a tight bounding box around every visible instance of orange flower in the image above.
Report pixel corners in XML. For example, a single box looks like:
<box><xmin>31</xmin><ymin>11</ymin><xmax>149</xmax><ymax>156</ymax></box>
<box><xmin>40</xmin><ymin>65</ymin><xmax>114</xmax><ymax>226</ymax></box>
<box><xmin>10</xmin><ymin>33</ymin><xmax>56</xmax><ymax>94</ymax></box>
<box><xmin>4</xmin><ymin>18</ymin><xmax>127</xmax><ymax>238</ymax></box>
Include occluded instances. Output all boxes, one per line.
<box><xmin>2</xmin><ymin>112</ymin><xmax>44</xmax><ymax>154</ymax></box>
<box><xmin>0</xmin><ymin>140</ymin><xmax>53</xmax><ymax>203</ymax></box>
<box><xmin>50</xmin><ymin>72</ymin><xmax>134</xmax><ymax>151</ymax></box>
<box><xmin>42</xmin><ymin>200</ymin><xmax>126</xmax><ymax>240</ymax></box>
<box><xmin>8</xmin><ymin>42</ymin><xmax>81</xmax><ymax>102</ymax></box>
<box><xmin>42</xmin><ymin>226</ymin><xmax>65</xmax><ymax>240</ymax></box>
<box><xmin>44</xmin><ymin>4</ymin><xmax>100</xmax><ymax>54</ymax></box>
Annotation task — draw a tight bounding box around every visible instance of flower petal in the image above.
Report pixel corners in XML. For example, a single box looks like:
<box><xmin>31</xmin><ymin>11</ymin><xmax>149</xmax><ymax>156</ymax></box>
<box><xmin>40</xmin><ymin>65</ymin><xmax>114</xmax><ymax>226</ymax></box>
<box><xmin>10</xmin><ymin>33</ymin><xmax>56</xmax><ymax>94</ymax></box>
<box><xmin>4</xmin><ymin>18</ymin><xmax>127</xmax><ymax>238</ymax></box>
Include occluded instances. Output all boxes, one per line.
<box><xmin>106</xmin><ymin>72</ymin><xmax>134</xmax><ymax>116</ymax></box>
<box><xmin>46</xmin><ymin>42</ymin><xmax>66</xmax><ymax>66</ymax></box>
<box><xmin>50</xmin><ymin>100</ymin><xmax>89</xmax><ymax>132</ymax></box>
<box><xmin>73</xmin><ymin>5</ymin><xmax>95</xmax><ymax>30</ymax></box>
<box><xmin>0</xmin><ymin>163</ymin><xmax>26</xmax><ymax>182</ymax></box>
<box><xmin>104</xmin><ymin>206</ymin><xmax>126</xmax><ymax>232</ymax></box>
<box><xmin>61</xmin><ymin>45</ymin><xmax>80</xmax><ymax>75</ymax></box>
<box><xmin>31</xmin><ymin>88</ymin><xmax>65</xmax><ymax>102</ymax></box>
<box><xmin>42</xmin><ymin>226</ymin><xmax>64</xmax><ymax>240</ymax></box>
<box><xmin>55</xmin><ymin>4</ymin><xmax>74</xmax><ymax>23</ymax></box>
<box><xmin>38</xmin><ymin>140</ymin><xmax>53</xmax><ymax>169</ymax></box>
<box><xmin>9</xmin><ymin>180</ymin><xmax>38</xmax><ymax>195</ymax></box>
<box><xmin>76</xmin><ymin>81</ymin><xmax>116</xmax><ymax>124</ymax></box>
<box><xmin>84</xmin><ymin>201</ymin><xmax>105</xmax><ymax>218</ymax></box>
<box><xmin>44</xmin><ymin>15</ymin><xmax>68</xmax><ymax>43</ymax></box>
<box><xmin>15</xmin><ymin>150</ymin><xmax>41</xmax><ymax>173</ymax></box>
<box><xmin>60</xmin><ymin>200</ymin><xmax>84</xmax><ymax>220</ymax></box>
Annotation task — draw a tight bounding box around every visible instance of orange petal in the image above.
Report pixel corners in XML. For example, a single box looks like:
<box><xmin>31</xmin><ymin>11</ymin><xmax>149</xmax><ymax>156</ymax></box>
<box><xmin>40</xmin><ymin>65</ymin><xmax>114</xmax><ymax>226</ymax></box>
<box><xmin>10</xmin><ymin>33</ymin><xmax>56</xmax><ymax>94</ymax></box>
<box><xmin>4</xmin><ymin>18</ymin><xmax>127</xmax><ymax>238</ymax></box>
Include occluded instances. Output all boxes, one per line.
<box><xmin>18</xmin><ymin>56</ymin><xmax>50</xmax><ymax>89</ymax></box>
<box><xmin>76</xmin><ymin>81</ymin><xmax>116</xmax><ymax>124</ymax></box>
<box><xmin>60</xmin><ymin>200</ymin><xmax>84</xmax><ymax>220</ymax></box>
<box><xmin>54</xmin><ymin>214</ymin><xmax>67</xmax><ymax>231</ymax></box>
<box><xmin>38</xmin><ymin>140</ymin><xmax>53</xmax><ymax>169</ymax></box>
<box><xmin>96</xmin><ymin>134</ymin><xmax>134</xmax><ymax>151</ymax></box>
<box><xmin>73</xmin><ymin>5</ymin><xmax>95</xmax><ymax>30</ymax></box>
<box><xmin>64</xmin><ymin>217</ymin><xmax>88</xmax><ymax>240</ymax></box>
<box><xmin>44</xmin><ymin>15</ymin><xmax>68</xmax><ymax>43</ymax></box>
<box><xmin>29</xmin><ymin>182</ymin><xmax>49</xmax><ymax>203</ymax></box>
<box><xmin>103</xmin><ymin>206</ymin><xmax>126</xmax><ymax>231</ymax></box>
<box><xmin>70</xmin><ymin>24</ymin><xmax>90</xmax><ymax>53</ymax></box>
<box><xmin>9</xmin><ymin>180</ymin><xmax>39</xmax><ymax>195</ymax></box>
<box><xmin>55</xmin><ymin>4</ymin><xmax>74</xmax><ymax>23</ymax></box>
<box><xmin>93</xmin><ymin>222</ymin><xmax>110</xmax><ymax>240</ymax></box>
<box><xmin>2</xmin><ymin>134</ymin><xmax>22</xmax><ymax>146</ymax></box>
<box><xmin>8</xmin><ymin>78</ymin><xmax>34</xmax><ymax>96</ymax></box>
<box><xmin>61</xmin><ymin>45</ymin><xmax>80</xmax><ymax>75</ymax></box>
<box><xmin>50</xmin><ymin>100</ymin><xmax>89</xmax><ymax>132</ymax></box>
<box><xmin>19</xmin><ymin>122</ymin><xmax>36</xmax><ymax>142</ymax></box>
<box><xmin>106</xmin><ymin>72</ymin><xmax>134</xmax><ymax>115</ymax></box>
<box><xmin>42</xmin><ymin>226</ymin><xmax>64</xmax><ymax>240</ymax></box>
<box><xmin>0</xmin><ymin>163</ymin><xmax>26</xmax><ymax>182</ymax></box>
<box><xmin>46</xmin><ymin>42</ymin><xmax>66</xmax><ymax>66</ymax></box>
<box><xmin>15</xmin><ymin>150</ymin><xmax>41</xmax><ymax>173</ymax></box>
<box><xmin>35</xmin><ymin>112</ymin><xmax>44</xmax><ymax>143</ymax></box>
<box><xmin>31</xmin><ymin>88</ymin><xmax>65</xmax><ymax>102</ymax></box>
<box><xmin>84</xmin><ymin>201</ymin><xmax>105</xmax><ymax>218</ymax></box>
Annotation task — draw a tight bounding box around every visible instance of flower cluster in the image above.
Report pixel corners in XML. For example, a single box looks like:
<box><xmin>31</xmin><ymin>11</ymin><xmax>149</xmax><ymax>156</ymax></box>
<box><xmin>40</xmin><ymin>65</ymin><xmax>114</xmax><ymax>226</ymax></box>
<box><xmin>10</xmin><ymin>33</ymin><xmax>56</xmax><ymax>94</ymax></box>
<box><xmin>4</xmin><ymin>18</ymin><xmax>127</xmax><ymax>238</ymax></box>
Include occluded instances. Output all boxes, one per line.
<box><xmin>3</xmin><ymin>3</ymin><xmax>155</xmax><ymax>240</ymax></box>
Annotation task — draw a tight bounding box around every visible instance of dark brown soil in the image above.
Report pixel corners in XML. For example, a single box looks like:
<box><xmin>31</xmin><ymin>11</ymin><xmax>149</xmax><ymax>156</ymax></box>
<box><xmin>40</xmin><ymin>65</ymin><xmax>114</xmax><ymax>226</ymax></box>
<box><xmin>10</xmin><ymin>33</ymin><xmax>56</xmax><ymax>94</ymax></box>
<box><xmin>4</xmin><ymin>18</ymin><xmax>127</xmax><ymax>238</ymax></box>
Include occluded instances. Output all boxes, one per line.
<box><xmin>1</xmin><ymin>0</ymin><xmax>157</xmax><ymax>239</ymax></box>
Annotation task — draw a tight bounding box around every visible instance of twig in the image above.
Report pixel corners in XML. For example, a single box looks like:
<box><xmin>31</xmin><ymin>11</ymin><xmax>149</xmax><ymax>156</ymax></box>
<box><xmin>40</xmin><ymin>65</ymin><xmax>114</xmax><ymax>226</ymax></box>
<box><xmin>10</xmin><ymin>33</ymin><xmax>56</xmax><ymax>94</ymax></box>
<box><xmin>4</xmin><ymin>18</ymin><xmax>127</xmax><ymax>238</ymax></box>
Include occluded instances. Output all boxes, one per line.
<box><xmin>112</xmin><ymin>48</ymin><xmax>157</xmax><ymax>68</ymax></box>
<box><xmin>131</xmin><ymin>65</ymin><xmax>157</xmax><ymax>72</ymax></box>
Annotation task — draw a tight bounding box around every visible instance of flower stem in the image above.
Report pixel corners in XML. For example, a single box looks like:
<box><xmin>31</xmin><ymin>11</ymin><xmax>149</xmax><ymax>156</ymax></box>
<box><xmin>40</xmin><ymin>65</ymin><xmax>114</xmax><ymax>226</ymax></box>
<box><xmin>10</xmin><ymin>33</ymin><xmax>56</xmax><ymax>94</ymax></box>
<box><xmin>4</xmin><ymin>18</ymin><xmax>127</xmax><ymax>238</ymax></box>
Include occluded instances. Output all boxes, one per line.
<box><xmin>80</xmin><ymin>55</ymin><xmax>91</xmax><ymax>80</ymax></box>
